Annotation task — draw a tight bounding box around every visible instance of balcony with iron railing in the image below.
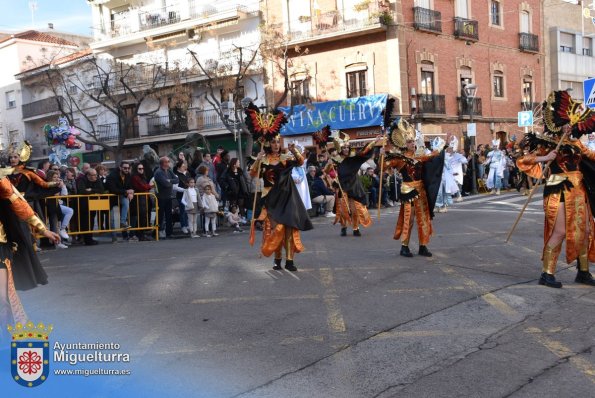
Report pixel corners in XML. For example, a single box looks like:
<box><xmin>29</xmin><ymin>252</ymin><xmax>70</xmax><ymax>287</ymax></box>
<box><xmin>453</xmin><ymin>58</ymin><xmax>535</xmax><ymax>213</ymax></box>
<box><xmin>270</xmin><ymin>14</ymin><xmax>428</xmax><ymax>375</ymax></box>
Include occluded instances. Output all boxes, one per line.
<box><xmin>416</xmin><ymin>94</ymin><xmax>446</xmax><ymax>115</ymax></box>
<box><xmin>276</xmin><ymin>5</ymin><xmax>391</xmax><ymax>45</ymax></box>
<box><xmin>195</xmin><ymin>109</ymin><xmax>226</xmax><ymax>130</ymax></box>
<box><xmin>22</xmin><ymin>96</ymin><xmax>63</xmax><ymax>120</ymax></box>
<box><xmin>521</xmin><ymin>101</ymin><xmax>540</xmax><ymax>111</ymax></box>
<box><xmin>90</xmin><ymin>55</ymin><xmax>261</xmax><ymax>93</ymax></box>
<box><xmin>413</xmin><ymin>7</ymin><xmax>441</xmax><ymax>33</ymax></box>
<box><xmin>93</xmin><ymin>1</ymin><xmax>259</xmax><ymax>43</ymax></box>
<box><xmin>457</xmin><ymin>97</ymin><xmax>482</xmax><ymax>117</ymax></box>
<box><xmin>96</xmin><ymin>122</ymin><xmax>139</xmax><ymax>142</ymax></box>
<box><xmin>519</xmin><ymin>33</ymin><xmax>539</xmax><ymax>53</ymax></box>
<box><xmin>92</xmin><ymin>64</ymin><xmax>167</xmax><ymax>91</ymax></box>
<box><xmin>147</xmin><ymin>115</ymin><xmax>189</xmax><ymax>136</ymax></box>
<box><xmin>454</xmin><ymin>17</ymin><xmax>478</xmax><ymax>41</ymax></box>
<box><xmin>97</xmin><ymin>123</ymin><xmax>119</xmax><ymax>142</ymax></box>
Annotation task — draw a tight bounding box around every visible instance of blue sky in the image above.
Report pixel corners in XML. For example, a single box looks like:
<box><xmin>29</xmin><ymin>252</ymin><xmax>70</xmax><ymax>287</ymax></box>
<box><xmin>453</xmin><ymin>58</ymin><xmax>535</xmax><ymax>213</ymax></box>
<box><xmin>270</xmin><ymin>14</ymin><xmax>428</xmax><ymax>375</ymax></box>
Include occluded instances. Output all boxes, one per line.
<box><xmin>0</xmin><ymin>0</ymin><xmax>93</xmax><ymax>36</ymax></box>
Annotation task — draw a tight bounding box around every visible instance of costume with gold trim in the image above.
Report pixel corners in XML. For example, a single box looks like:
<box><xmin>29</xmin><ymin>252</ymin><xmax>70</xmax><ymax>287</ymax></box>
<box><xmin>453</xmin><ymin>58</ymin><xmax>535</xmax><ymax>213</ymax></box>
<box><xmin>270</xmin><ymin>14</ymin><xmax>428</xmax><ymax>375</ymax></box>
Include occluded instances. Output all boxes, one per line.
<box><xmin>249</xmin><ymin>151</ymin><xmax>313</xmax><ymax>262</ymax></box>
<box><xmin>385</xmin><ymin>149</ymin><xmax>442</xmax><ymax>246</ymax></box>
<box><xmin>517</xmin><ymin>137</ymin><xmax>595</xmax><ymax>273</ymax></box>
<box><xmin>245</xmin><ymin>103</ymin><xmax>313</xmax><ymax>268</ymax></box>
<box><xmin>516</xmin><ymin>90</ymin><xmax>595</xmax><ymax>285</ymax></box>
<box><xmin>0</xmin><ymin>176</ymin><xmax>50</xmax><ymax>340</ymax></box>
<box><xmin>332</xmin><ymin>135</ymin><xmax>375</xmax><ymax>232</ymax></box>
<box><xmin>385</xmin><ymin>119</ymin><xmax>444</xmax><ymax>253</ymax></box>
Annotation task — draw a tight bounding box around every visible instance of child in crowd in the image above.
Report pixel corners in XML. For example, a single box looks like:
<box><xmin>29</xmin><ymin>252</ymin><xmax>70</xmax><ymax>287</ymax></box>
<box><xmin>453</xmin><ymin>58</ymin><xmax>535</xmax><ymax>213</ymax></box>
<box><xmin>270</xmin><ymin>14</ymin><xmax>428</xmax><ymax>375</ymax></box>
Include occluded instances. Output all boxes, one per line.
<box><xmin>201</xmin><ymin>185</ymin><xmax>219</xmax><ymax>237</ymax></box>
<box><xmin>227</xmin><ymin>205</ymin><xmax>244</xmax><ymax>233</ymax></box>
<box><xmin>181</xmin><ymin>179</ymin><xmax>202</xmax><ymax>238</ymax></box>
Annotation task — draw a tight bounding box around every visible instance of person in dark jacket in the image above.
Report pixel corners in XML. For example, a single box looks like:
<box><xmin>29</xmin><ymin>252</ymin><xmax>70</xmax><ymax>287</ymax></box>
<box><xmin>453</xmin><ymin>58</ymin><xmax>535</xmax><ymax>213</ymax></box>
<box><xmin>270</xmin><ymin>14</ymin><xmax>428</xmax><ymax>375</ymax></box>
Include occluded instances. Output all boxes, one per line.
<box><xmin>153</xmin><ymin>157</ymin><xmax>179</xmax><ymax>239</ymax></box>
<box><xmin>131</xmin><ymin>162</ymin><xmax>154</xmax><ymax>241</ymax></box>
<box><xmin>221</xmin><ymin>158</ymin><xmax>249</xmax><ymax>216</ymax></box>
<box><xmin>105</xmin><ymin>161</ymin><xmax>134</xmax><ymax>241</ymax></box>
<box><xmin>215</xmin><ymin>150</ymin><xmax>230</xmax><ymax>207</ymax></box>
<box><xmin>309</xmin><ymin>169</ymin><xmax>336</xmax><ymax>217</ymax></box>
<box><xmin>76</xmin><ymin>168</ymin><xmax>105</xmax><ymax>245</ymax></box>
<box><xmin>174</xmin><ymin>161</ymin><xmax>191</xmax><ymax>234</ymax></box>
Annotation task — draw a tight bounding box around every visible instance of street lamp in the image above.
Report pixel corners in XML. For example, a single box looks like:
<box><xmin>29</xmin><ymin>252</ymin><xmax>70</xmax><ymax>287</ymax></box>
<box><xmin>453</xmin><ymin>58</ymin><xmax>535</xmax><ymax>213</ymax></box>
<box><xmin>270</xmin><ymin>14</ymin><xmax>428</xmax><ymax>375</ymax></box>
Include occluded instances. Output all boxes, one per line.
<box><xmin>463</xmin><ymin>83</ymin><xmax>478</xmax><ymax>195</ymax></box>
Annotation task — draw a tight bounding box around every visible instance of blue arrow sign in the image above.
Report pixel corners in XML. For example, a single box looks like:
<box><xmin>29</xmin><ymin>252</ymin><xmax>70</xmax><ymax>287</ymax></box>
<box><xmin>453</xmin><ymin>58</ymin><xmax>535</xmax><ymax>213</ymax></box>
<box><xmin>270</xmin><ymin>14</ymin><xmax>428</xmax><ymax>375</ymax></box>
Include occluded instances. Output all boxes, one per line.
<box><xmin>584</xmin><ymin>77</ymin><xmax>595</xmax><ymax>109</ymax></box>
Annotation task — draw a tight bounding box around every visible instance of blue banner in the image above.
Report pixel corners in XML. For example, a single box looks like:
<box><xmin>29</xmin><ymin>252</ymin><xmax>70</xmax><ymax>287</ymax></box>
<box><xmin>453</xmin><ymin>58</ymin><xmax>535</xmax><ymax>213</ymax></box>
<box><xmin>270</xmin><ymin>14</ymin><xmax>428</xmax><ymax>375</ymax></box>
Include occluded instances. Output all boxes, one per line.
<box><xmin>279</xmin><ymin>94</ymin><xmax>388</xmax><ymax>136</ymax></box>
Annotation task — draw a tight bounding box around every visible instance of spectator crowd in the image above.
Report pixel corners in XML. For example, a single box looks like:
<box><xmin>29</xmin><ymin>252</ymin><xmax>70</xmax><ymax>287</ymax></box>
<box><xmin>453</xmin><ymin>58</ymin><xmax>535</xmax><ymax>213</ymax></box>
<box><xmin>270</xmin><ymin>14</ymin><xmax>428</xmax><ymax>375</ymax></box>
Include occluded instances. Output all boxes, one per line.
<box><xmin>14</xmin><ymin>137</ymin><xmax>536</xmax><ymax>251</ymax></box>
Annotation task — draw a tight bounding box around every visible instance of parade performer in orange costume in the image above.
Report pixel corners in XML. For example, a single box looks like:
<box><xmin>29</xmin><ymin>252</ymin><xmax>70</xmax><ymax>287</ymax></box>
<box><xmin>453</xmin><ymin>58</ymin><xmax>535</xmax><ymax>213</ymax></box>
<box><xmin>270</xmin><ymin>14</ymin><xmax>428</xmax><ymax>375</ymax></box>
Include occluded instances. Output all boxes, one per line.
<box><xmin>517</xmin><ymin>90</ymin><xmax>595</xmax><ymax>288</ymax></box>
<box><xmin>330</xmin><ymin>132</ymin><xmax>384</xmax><ymax>237</ymax></box>
<box><xmin>8</xmin><ymin>142</ymin><xmax>60</xmax><ymax>201</ymax></box>
<box><xmin>0</xmin><ymin>149</ymin><xmax>60</xmax><ymax>342</ymax></box>
<box><xmin>384</xmin><ymin>119</ymin><xmax>444</xmax><ymax>257</ymax></box>
<box><xmin>246</xmin><ymin>103</ymin><xmax>313</xmax><ymax>272</ymax></box>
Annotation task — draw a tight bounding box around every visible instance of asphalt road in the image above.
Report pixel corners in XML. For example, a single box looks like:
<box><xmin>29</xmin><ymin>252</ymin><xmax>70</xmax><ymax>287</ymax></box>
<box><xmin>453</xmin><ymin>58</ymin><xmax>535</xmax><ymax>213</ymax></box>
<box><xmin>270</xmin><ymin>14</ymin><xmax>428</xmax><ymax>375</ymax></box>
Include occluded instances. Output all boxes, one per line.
<box><xmin>12</xmin><ymin>191</ymin><xmax>595</xmax><ymax>397</ymax></box>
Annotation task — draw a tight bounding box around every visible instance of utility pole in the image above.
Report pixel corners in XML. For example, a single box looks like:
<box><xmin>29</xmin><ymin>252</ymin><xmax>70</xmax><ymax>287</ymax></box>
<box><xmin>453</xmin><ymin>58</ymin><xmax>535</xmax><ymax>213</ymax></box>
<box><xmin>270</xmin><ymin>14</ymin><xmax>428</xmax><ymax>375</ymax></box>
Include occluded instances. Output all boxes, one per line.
<box><xmin>29</xmin><ymin>1</ymin><xmax>37</xmax><ymax>28</ymax></box>
<box><xmin>464</xmin><ymin>84</ymin><xmax>478</xmax><ymax>195</ymax></box>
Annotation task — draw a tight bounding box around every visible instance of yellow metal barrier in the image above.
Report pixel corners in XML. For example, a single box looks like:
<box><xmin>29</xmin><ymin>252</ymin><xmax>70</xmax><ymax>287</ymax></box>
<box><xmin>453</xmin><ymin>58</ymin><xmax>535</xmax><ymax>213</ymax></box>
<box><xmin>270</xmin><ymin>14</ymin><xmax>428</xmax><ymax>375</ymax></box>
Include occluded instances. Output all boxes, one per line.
<box><xmin>42</xmin><ymin>192</ymin><xmax>160</xmax><ymax>241</ymax></box>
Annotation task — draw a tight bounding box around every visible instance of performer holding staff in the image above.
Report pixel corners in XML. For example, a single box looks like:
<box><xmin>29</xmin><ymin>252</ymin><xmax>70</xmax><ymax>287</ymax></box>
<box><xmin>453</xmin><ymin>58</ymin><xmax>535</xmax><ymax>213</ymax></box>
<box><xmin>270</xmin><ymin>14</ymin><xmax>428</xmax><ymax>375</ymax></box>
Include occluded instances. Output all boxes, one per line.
<box><xmin>515</xmin><ymin>91</ymin><xmax>595</xmax><ymax>288</ymax></box>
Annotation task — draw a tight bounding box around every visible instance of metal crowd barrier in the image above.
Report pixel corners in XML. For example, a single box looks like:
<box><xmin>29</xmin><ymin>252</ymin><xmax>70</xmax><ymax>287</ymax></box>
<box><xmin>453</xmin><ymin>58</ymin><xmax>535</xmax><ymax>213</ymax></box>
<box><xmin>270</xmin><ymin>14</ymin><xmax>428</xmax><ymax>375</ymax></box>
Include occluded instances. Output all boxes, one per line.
<box><xmin>42</xmin><ymin>192</ymin><xmax>160</xmax><ymax>241</ymax></box>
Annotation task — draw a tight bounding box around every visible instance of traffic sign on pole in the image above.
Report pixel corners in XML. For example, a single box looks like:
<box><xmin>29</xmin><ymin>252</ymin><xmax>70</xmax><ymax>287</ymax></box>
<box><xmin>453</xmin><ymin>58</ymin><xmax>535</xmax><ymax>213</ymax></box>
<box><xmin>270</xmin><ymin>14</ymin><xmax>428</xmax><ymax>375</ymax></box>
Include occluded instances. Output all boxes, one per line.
<box><xmin>517</xmin><ymin>111</ymin><xmax>533</xmax><ymax>127</ymax></box>
<box><xmin>467</xmin><ymin>123</ymin><xmax>476</xmax><ymax>137</ymax></box>
<box><xmin>584</xmin><ymin>77</ymin><xmax>595</xmax><ymax>109</ymax></box>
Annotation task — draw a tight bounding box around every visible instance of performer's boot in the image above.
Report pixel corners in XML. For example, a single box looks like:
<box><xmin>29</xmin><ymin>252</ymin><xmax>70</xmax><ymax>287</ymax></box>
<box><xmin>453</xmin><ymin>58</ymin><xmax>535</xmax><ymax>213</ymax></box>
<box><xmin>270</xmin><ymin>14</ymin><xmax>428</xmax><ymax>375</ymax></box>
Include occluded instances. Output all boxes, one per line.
<box><xmin>539</xmin><ymin>243</ymin><xmax>563</xmax><ymax>288</ymax></box>
<box><xmin>575</xmin><ymin>246</ymin><xmax>595</xmax><ymax>286</ymax></box>
<box><xmin>418</xmin><ymin>245</ymin><xmax>432</xmax><ymax>257</ymax></box>
<box><xmin>353</xmin><ymin>229</ymin><xmax>361</xmax><ymax>237</ymax></box>
<box><xmin>285</xmin><ymin>260</ymin><xmax>297</xmax><ymax>272</ymax></box>
<box><xmin>400</xmin><ymin>245</ymin><xmax>413</xmax><ymax>258</ymax></box>
<box><xmin>272</xmin><ymin>258</ymin><xmax>282</xmax><ymax>271</ymax></box>
<box><xmin>340</xmin><ymin>227</ymin><xmax>347</xmax><ymax>236</ymax></box>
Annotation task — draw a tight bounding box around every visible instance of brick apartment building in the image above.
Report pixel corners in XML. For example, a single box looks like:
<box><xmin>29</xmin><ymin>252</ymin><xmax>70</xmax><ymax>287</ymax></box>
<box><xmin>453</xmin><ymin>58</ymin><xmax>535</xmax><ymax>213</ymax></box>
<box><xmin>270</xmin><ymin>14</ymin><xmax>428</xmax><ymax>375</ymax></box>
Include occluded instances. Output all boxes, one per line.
<box><xmin>399</xmin><ymin>0</ymin><xmax>544</xmax><ymax>147</ymax></box>
<box><xmin>264</xmin><ymin>0</ymin><xmax>402</xmax><ymax>149</ymax></box>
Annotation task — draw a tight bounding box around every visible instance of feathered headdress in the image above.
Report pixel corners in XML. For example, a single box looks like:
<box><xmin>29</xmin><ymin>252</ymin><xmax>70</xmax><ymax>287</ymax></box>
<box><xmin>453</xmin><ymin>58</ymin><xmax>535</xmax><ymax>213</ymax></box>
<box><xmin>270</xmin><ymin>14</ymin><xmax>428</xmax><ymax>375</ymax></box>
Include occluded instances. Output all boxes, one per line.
<box><xmin>333</xmin><ymin>131</ymin><xmax>351</xmax><ymax>151</ymax></box>
<box><xmin>8</xmin><ymin>141</ymin><xmax>32</xmax><ymax>163</ymax></box>
<box><xmin>542</xmin><ymin>90</ymin><xmax>595</xmax><ymax>138</ymax></box>
<box><xmin>244</xmin><ymin>102</ymin><xmax>287</xmax><ymax>146</ymax></box>
<box><xmin>312</xmin><ymin>125</ymin><xmax>331</xmax><ymax>149</ymax></box>
<box><xmin>382</xmin><ymin>97</ymin><xmax>395</xmax><ymax>130</ymax></box>
<box><xmin>491</xmin><ymin>138</ymin><xmax>501</xmax><ymax>149</ymax></box>
<box><xmin>389</xmin><ymin>118</ymin><xmax>415</xmax><ymax>148</ymax></box>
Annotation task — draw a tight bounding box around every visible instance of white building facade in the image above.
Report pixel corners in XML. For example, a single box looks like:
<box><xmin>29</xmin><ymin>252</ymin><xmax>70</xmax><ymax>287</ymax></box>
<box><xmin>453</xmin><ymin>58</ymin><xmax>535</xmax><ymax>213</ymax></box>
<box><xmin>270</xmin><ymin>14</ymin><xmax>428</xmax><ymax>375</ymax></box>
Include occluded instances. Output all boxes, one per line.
<box><xmin>0</xmin><ymin>31</ymin><xmax>80</xmax><ymax>151</ymax></box>
<box><xmin>86</xmin><ymin>0</ymin><xmax>265</xmax><ymax>161</ymax></box>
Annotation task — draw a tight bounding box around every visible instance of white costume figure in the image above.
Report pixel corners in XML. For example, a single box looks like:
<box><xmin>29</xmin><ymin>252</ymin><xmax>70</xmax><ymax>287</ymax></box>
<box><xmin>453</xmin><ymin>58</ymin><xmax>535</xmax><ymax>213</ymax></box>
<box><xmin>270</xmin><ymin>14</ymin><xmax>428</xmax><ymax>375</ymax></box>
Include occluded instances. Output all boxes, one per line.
<box><xmin>292</xmin><ymin>162</ymin><xmax>312</xmax><ymax>210</ymax></box>
<box><xmin>485</xmin><ymin>138</ymin><xmax>507</xmax><ymax>194</ymax></box>
<box><xmin>436</xmin><ymin>147</ymin><xmax>459</xmax><ymax>212</ymax></box>
<box><xmin>587</xmin><ymin>133</ymin><xmax>595</xmax><ymax>151</ymax></box>
<box><xmin>448</xmin><ymin>138</ymin><xmax>468</xmax><ymax>186</ymax></box>
<box><xmin>415</xmin><ymin>130</ymin><xmax>431</xmax><ymax>156</ymax></box>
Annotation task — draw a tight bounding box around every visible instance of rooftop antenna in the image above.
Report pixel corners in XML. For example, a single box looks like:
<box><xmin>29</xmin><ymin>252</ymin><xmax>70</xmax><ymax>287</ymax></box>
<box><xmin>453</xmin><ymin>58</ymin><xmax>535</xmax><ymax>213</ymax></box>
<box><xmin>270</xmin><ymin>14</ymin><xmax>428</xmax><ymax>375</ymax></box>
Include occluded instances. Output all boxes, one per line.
<box><xmin>29</xmin><ymin>1</ymin><xmax>38</xmax><ymax>28</ymax></box>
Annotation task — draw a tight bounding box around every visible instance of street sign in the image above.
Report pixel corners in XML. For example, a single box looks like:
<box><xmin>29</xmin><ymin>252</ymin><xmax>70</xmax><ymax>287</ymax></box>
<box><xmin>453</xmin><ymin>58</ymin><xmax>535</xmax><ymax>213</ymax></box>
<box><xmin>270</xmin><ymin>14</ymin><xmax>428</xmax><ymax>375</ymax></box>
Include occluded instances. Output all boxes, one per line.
<box><xmin>584</xmin><ymin>77</ymin><xmax>595</xmax><ymax>109</ymax></box>
<box><xmin>467</xmin><ymin>123</ymin><xmax>476</xmax><ymax>137</ymax></box>
<box><xmin>517</xmin><ymin>111</ymin><xmax>534</xmax><ymax>127</ymax></box>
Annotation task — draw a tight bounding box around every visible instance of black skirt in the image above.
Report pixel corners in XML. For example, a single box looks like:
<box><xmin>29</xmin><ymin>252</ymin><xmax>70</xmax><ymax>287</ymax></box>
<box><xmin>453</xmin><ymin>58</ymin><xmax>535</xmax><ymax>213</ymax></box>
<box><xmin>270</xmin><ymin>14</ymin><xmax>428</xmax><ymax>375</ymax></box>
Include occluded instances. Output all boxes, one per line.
<box><xmin>0</xmin><ymin>202</ymin><xmax>48</xmax><ymax>290</ymax></box>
